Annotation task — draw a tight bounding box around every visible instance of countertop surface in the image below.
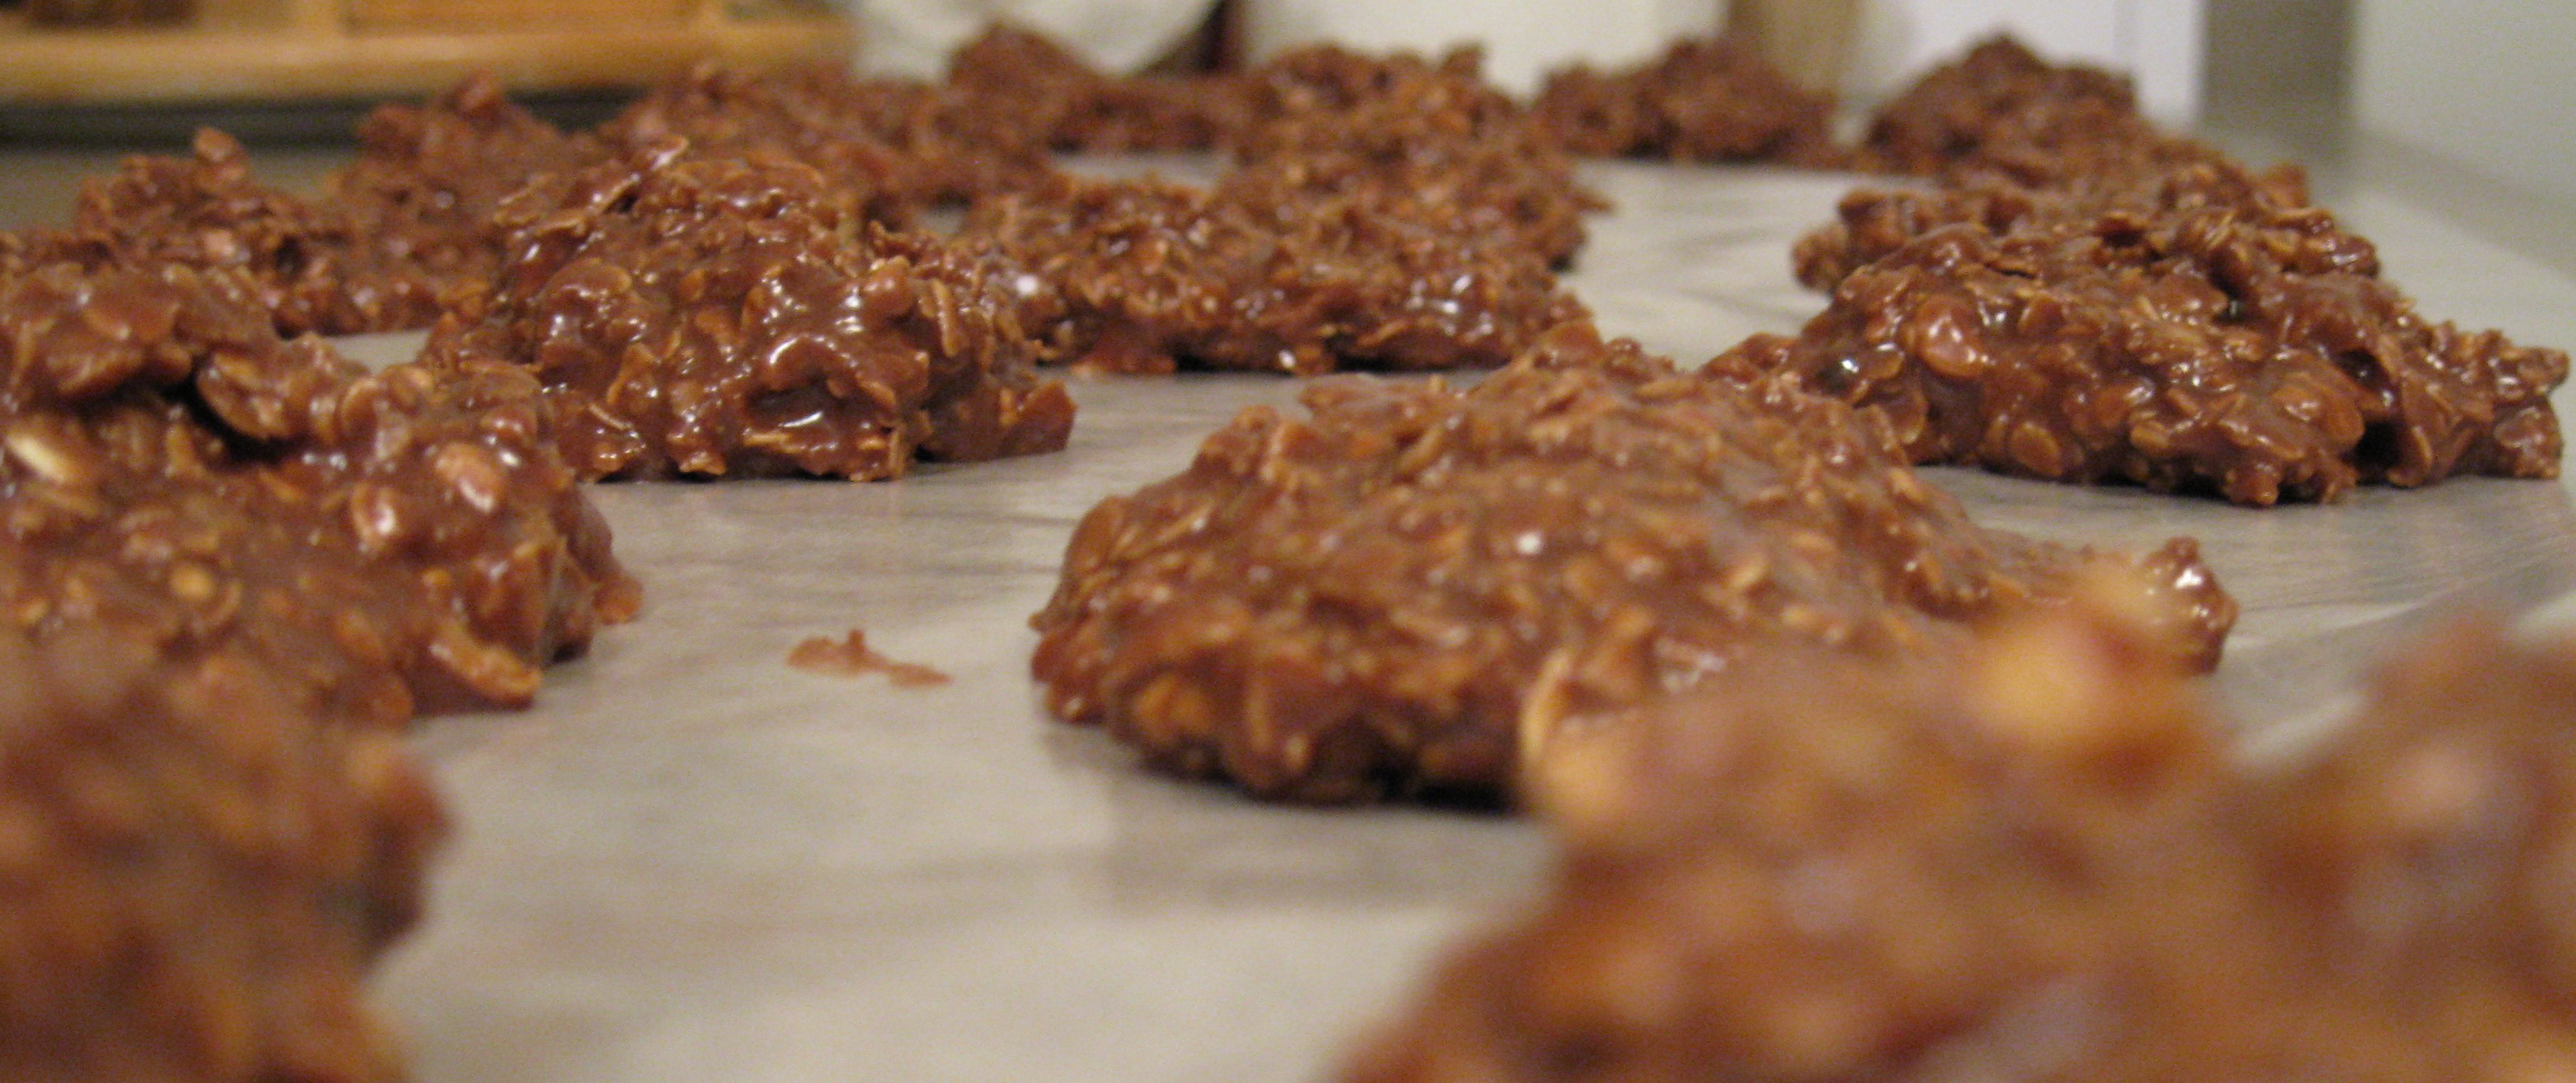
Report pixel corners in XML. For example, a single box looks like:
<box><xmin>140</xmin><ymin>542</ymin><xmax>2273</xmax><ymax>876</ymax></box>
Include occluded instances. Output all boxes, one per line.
<box><xmin>10</xmin><ymin>123</ymin><xmax>2576</xmax><ymax>1082</ymax></box>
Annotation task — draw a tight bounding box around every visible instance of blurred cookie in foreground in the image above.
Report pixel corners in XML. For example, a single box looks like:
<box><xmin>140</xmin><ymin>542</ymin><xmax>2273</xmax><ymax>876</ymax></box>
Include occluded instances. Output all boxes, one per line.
<box><xmin>0</xmin><ymin>627</ymin><xmax>445</xmax><ymax>1083</ymax></box>
<box><xmin>1346</xmin><ymin>577</ymin><xmax>2576</xmax><ymax>1083</ymax></box>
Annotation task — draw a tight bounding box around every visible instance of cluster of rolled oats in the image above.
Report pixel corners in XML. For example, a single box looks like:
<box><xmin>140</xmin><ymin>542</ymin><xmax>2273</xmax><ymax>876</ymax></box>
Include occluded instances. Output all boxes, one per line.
<box><xmin>1534</xmin><ymin>35</ymin><xmax>1841</xmax><ymax>167</ymax></box>
<box><xmin>1010</xmin><ymin>36</ymin><xmax>2576</xmax><ymax>1079</ymax></box>
<box><xmin>1033</xmin><ymin>327</ymin><xmax>2234</xmax><ymax>802</ymax></box>
<box><xmin>960</xmin><ymin>165</ymin><xmax>1591</xmax><ymax>376</ymax></box>
<box><xmin>1351</xmin><ymin>587</ymin><xmax>2576</xmax><ymax>1083</ymax></box>
<box><xmin>0</xmin><ymin>631</ymin><xmax>445</xmax><ymax>1083</ymax></box>
<box><xmin>1723</xmin><ymin>37</ymin><xmax>2567</xmax><ymax>505</ymax></box>
<box><xmin>426</xmin><ymin>144</ymin><xmax>1073</xmax><ymax>479</ymax></box>
<box><xmin>6</xmin><ymin>22</ymin><xmax>2571</xmax><ymax>1083</ymax></box>
<box><xmin>3</xmin><ymin>185</ymin><xmax>632</xmax><ymax>1080</ymax></box>
<box><xmin>0</xmin><ymin>240</ymin><xmax>636</xmax><ymax>722</ymax></box>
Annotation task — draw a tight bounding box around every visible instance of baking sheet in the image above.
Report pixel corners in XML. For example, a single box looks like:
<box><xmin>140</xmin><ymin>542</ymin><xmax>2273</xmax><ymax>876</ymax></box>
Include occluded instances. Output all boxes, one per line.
<box><xmin>355</xmin><ymin>162</ymin><xmax>2576</xmax><ymax>1083</ymax></box>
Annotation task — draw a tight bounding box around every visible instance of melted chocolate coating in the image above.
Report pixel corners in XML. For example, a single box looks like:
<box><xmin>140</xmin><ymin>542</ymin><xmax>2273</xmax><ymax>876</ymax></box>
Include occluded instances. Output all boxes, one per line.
<box><xmin>1726</xmin><ymin>159</ymin><xmax>2567</xmax><ymax>504</ymax></box>
<box><xmin>325</xmin><ymin>75</ymin><xmax>599</xmax><ymax>325</ymax></box>
<box><xmin>964</xmin><ymin>164</ymin><xmax>1591</xmax><ymax>376</ymax></box>
<box><xmin>1031</xmin><ymin>329</ymin><xmax>2231</xmax><ymax>802</ymax></box>
<box><xmin>943</xmin><ymin>23</ymin><xmax>1248</xmax><ymax>153</ymax></box>
<box><xmin>428</xmin><ymin>143</ymin><xmax>1073</xmax><ymax>479</ymax></box>
<box><xmin>1</xmin><ymin>244</ymin><xmax>637</xmax><ymax>722</ymax></box>
<box><xmin>67</xmin><ymin>130</ymin><xmax>448</xmax><ymax>337</ymax></box>
<box><xmin>606</xmin><ymin>61</ymin><xmax>1064</xmax><ymax>217</ymax></box>
<box><xmin>1348</xmin><ymin>594</ymin><xmax>2576</xmax><ymax>1083</ymax></box>
<box><xmin>1231</xmin><ymin>44</ymin><xmax>1601</xmax><ymax>266</ymax></box>
<box><xmin>958</xmin><ymin>43</ymin><xmax>1604</xmax><ymax>376</ymax></box>
<box><xmin>1533</xmin><ymin>36</ymin><xmax>1843</xmax><ymax>168</ymax></box>
<box><xmin>1856</xmin><ymin>35</ymin><xmax>2148</xmax><ymax>180</ymax></box>
<box><xmin>0</xmin><ymin>628</ymin><xmax>444</xmax><ymax>1083</ymax></box>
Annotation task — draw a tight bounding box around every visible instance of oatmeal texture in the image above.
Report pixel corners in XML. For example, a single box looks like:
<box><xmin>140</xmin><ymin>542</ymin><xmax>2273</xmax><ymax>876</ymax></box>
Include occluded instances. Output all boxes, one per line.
<box><xmin>67</xmin><ymin>129</ymin><xmax>447</xmax><ymax>337</ymax></box>
<box><xmin>606</xmin><ymin>60</ymin><xmax>1066</xmax><ymax>218</ymax></box>
<box><xmin>1532</xmin><ymin>35</ymin><xmax>1842</xmax><ymax>168</ymax></box>
<box><xmin>325</xmin><ymin>74</ymin><xmax>600</xmax><ymax>324</ymax></box>
<box><xmin>1855</xmin><ymin>35</ymin><xmax>2151</xmax><ymax>180</ymax></box>
<box><xmin>1</xmin><ymin>244</ymin><xmax>637</xmax><ymax>722</ymax></box>
<box><xmin>1348</xmin><ymin>587</ymin><xmax>2576</xmax><ymax>1083</ymax></box>
<box><xmin>1230</xmin><ymin>44</ymin><xmax>1600</xmax><ymax>266</ymax></box>
<box><xmin>426</xmin><ymin>142</ymin><xmax>1075</xmax><ymax>479</ymax></box>
<box><xmin>960</xmin><ymin>43</ymin><xmax>1602</xmax><ymax>376</ymax></box>
<box><xmin>941</xmin><ymin>23</ymin><xmax>1247</xmax><ymax>153</ymax></box>
<box><xmin>1031</xmin><ymin>329</ymin><xmax>2231</xmax><ymax>802</ymax></box>
<box><xmin>963</xmin><ymin>164</ymin><xmax>1591</xmax><ymax>376</ymax></box>
<box><xmin>0</xmin><ymin>628</ymin><xmax>445</xmax><ymax>1083</ymax></box>
<box><xmin>77</xmin><ymin>75</ymin><xmax>611</xmax><ymax>337</ymax></box>
<box><xmin>1727</xmin><ymin>158</ymin><xmax>2567</xmax><ymax>504</ymax></box>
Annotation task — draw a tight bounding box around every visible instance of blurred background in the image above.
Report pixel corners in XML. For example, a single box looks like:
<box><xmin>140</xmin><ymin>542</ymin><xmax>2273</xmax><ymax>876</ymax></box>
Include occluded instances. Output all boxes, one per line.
<box><xmin>0</xmin><ymin>0</ymin><xmax>2567</xmax><ymax>269</ymax></box>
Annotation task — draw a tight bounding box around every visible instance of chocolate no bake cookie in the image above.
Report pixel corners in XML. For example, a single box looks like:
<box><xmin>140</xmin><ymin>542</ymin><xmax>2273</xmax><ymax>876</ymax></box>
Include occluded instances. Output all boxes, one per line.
<box><xmin>606</xmin><ymin>60</ymin><xmax>1065</xmax><ymax>218</ymax></box>
<box><xmin>324</xmin><ymin>75</ymin><xmax>601</xmax><ymax>325</ymax></box>
<box><xmin>963</xmin><ymin>164</ymin><xmax>1591</xmax><ymax>375</ymax></box>
<box><xmin>78</xmin><ymin>76</ymin><xmax>617</xmax><ymax>338</ymax></box>
<box><xmin>1856</xmin><ymin>35</ymin><xmax>2155</xmax><ymax>180</ymax></box>
<box><xmin>2</xmin><ymin>244</ymin><xmax>635</xmax><ymax>722</ymax></box>
<box><xmin>428</xmin><ymin>142</ymin><xmax>1073</xmax><ymax>479</ymax></box>
<box><xmin>943</xmin><ymin>23</ymin><xmax>1247</xmax><ymax>153</ymax></box>
<box><xmin>1031</xmin><ymin>329</ymin><xmax>2231</xmax><ymax>802</ymax></box>
<box><xmin>957</xmin><ymin>42</ymin><xmax>1603</xmax><ymax>376</ymax></box>
<box><xmin>1</xmin><ymin>88</ymin><xmax>638</xmax><ymax>1083</ymax></box>
<box><xmin>66</xmin><ymin>129</ymin><xmax>448</xmax><ymax>337</ymax></box>
<box><xmin>1723</xmin><ymin>158</ymin><xmax>2567</xmax><ymax>504</ymax></box>
<box><xmin>1533</xmin><ymin>36</ymin><xmax>1841</xmax><ymax>168</ymax></box>
<box><xmin>1232</xmin><ymin>44</ymin><xmax>1600</xmax><ymax>266</ymax></box>
<box><xmin>1347</xmin><ymin>589</ymin><xmax>2576</xmax><ymax>1083</ymax></box>
<box><xmin>0</xmin><ymin>628</ymin><xmax>444</xmax><ymax>1083</ymax></box>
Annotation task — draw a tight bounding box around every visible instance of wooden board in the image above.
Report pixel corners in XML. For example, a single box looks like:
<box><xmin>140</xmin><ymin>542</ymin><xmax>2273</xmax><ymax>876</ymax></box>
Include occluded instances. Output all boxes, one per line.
<box><xmin>0</xmin><ymin>0</ymin><xmax>851</xmax><ymax>104</ymax></box>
